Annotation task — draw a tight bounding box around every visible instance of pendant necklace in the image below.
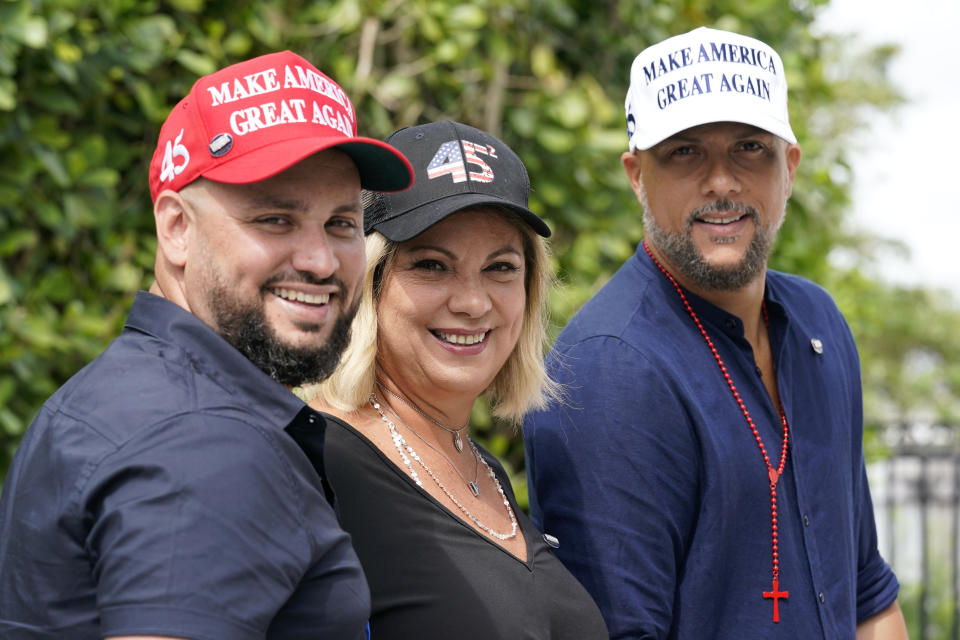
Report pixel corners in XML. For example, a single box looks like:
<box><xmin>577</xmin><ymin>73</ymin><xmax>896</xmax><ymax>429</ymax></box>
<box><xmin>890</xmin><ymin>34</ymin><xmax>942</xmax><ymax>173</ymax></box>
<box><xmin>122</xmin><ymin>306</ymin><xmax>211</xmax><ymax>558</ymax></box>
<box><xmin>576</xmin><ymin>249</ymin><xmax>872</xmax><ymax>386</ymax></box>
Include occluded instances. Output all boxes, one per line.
<box><xmin>644</xmin><ymin>240</ymin><xmax>791</xmax><ymax>623</ymax></box>
<box><xmin>377</xmin><ymin>392</ymin><xmax>481</xmax><ymax>496</ymax></box>
<box><xmin>376</xmin><ymin>381</ymin><xmax>469</xmax><ymax>453</ymax></box>
<box><xmin>370</xmin><ymin>394</ymin><xmax>518</xmax><ymax>539</ymax></box>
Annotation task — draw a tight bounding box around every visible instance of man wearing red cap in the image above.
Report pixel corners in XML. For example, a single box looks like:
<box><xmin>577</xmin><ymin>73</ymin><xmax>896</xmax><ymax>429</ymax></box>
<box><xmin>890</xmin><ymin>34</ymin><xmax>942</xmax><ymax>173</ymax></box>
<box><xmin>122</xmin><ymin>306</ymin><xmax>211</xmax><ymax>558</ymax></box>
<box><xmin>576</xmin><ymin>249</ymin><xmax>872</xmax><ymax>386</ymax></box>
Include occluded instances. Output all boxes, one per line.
<box><xmin>0</xmin><ymin>51</ymin><xmax>412</xmax><ymax>639</ymax></box>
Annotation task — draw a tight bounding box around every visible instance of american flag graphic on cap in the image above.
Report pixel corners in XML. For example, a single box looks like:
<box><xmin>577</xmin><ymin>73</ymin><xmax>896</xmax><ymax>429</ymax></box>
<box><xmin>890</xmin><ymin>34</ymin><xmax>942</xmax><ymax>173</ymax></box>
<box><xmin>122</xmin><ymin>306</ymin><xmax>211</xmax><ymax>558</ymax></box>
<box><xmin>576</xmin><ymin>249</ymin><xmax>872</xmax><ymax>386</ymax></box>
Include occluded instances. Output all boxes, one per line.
<box><xmin>427</xmin><ymin>140</ymin><xmax>467</xmax><ymax>182</ymax></box>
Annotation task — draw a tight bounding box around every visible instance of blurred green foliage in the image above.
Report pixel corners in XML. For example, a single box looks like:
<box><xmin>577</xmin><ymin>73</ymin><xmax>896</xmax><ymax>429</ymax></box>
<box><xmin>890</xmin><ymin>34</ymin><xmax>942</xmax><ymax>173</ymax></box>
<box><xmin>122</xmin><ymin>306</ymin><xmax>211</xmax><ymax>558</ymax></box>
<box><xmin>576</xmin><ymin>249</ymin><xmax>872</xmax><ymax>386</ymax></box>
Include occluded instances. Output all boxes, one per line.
<box><xmin>2</xmin><ymin>0</ymin><xmax>958</xmax><ymax>497</ymax></box>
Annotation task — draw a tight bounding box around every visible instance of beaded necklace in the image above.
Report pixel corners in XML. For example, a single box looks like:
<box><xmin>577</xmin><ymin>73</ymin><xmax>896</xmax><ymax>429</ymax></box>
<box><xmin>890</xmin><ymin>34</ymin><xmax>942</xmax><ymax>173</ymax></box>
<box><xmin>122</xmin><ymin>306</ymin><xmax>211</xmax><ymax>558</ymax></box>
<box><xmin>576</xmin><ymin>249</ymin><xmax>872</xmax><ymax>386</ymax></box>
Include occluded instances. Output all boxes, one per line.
<box><xmin>370</xmin><ymin>394</ymin><xmax>518</xmax><ymax>541</ymax></box>
<box><xmin>377</xmin><ymin>393</ymin><xmax>481</xmax><ymax>496</ymax></box>
<box><xmin>643</xmin><ymin>240</ymin><xmax>790</xmax><ymax>623</ymax></box>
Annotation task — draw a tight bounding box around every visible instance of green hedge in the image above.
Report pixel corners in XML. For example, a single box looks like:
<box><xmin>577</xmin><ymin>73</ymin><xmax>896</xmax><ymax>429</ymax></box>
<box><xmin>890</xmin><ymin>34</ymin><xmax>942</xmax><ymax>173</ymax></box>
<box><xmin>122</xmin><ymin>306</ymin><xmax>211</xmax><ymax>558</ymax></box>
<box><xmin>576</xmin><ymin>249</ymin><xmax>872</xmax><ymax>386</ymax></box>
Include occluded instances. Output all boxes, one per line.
<box><xmin>3</xmin><ymin>0</ymin><xmax>958</xmax><ymax>493</ymax></box>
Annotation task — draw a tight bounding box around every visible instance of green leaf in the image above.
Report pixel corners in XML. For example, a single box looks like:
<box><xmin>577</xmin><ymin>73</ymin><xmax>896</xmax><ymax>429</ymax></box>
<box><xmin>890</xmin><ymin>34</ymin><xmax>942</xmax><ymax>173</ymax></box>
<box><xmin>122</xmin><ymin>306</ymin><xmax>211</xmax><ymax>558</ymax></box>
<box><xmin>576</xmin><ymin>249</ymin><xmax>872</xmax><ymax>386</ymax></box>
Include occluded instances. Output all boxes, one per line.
<box><xmin>77</xmin><ymin>167</ymin><xmax>120</xmax><ymax>189</ymax></box>
<box><xmin>52</xmin><ymin>39</ymin><xmax>82</xmax><ymax>64</ymax></box>
<box><xmin>32</xmin><ymin>147</ymin><xmax>71</xmax><ymax>187</ymax></box>
<box><xmin>0</xmin><ymin>229</ymin><xmax>38</xmax><ymax>256</ymax></box>
<box><xmin>34</xmin><ymin>267</ymin><xmax>75</xmax><ymax>303</ymax></box>
<box><xmin>104</xmin><ymin>262</ymin><xmax>143</xmax><ymax>293</ymax></box>
<box><xmin>168</xmin><ymin>0</ymin><xmax>206</xmax><ymax>11</ymax></box>
<box><xmin>176</xmin><ymin>50</ymin><xmax>217</xmax><ymax>77</ymax></box>
<box><xmin>29</xmin><ymin>88</ymin><xmax>82</xmax><ymax>117</ymax></box>
<box><xmin>0</xmin><ymin>273</ymin><xmax>12</xmax><ymax>305</ymax></box>
<box><xmin>0</xmin><ymin>78</ymin><xmax>15</xmax><ymax>111</ymax></box>
<box><xmin>0</xmin><ymin>6</ymin><xmax>47</xmax><ymax>48</ymax></box>
<box><xmin>20</xmin><ymin>17</ymin><xmax>49</xmax><ymax>48</ymax></box>
<box><xmin>549</xmin><ymin>91</ymin><xmax>590</xmax><ymax>128</ymax></box>
<box><xmin>536</xmin><ymin>127</ymin><xmax>576</xmax><ymax>153</ymax></box>
<box><xmin>125</xmin><ymin>15</ymin><xmax>178</xmax><ymax>48</ymax></box>
<box><xmin>129</xmin><ymin>79</ymin><xmax>169</xmax><ymax>122</ymax></box>
<box><xmin>447</xmin><ymin>5</ymin><xmax>487</xmax><ymax>29</ymax></box>
<box><xmin>0</xmin><ymin>408</ymin><xmax>24</xmax><ymax>437</ymax></box>
<box><xmin>531</xmin><ymin>44</ymin><xmax>556</xmax><ymax>77</ymax></box>
<box><xmin>63</xmin><ymin>193</ymin><xmax>96</xmax><ymax>228</ymax></box>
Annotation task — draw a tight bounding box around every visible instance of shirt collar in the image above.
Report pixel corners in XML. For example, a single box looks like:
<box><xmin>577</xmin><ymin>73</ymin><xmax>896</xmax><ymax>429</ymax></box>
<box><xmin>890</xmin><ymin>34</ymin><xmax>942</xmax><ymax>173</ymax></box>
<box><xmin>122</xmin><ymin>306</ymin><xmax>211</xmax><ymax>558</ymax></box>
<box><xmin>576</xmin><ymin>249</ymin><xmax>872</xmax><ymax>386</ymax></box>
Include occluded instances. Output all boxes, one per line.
<box><xmin>635</xmin><ymin>243</ymin><xmax>789</xmax><ymax>335</ymax></box>
<box><xmin>124</xmin><ymin>290</ymin><xmax>307</xmax><ymax>431</ymax></box>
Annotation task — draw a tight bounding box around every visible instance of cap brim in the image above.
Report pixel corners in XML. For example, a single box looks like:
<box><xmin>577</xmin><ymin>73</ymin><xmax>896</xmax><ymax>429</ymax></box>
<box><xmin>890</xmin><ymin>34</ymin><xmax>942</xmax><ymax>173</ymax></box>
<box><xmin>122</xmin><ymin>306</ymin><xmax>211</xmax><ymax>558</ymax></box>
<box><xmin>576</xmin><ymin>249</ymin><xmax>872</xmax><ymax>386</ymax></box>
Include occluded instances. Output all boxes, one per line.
<box><xmin>631</xmin><ymin>105</ymin><xmax>796</xmax><ymax>151</ymax></box>
<box><xmin>372</xmin><ymin>192</ymin><xmax>551</xmax><ymax>241</ymax></box>
<box><xmin>201</xmin><ymin>136</ymin><xmax>414</xmax><ymax>192</ymax></box>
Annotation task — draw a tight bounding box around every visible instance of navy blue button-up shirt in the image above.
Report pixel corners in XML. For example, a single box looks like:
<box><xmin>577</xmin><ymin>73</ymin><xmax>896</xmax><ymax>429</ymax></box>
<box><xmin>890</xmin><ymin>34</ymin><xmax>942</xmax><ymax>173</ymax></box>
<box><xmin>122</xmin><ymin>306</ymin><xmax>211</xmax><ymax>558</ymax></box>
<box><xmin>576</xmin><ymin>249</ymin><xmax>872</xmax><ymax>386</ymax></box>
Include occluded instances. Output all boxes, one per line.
<box><xmin>0</xmin><ymin>291</ymin><xmax>369</xmax><ymax>639</ymax></box>
<box><xmin>524</xmin><ymin>245</ymin><xmax>899</xmax><ymax>639</ymax></box>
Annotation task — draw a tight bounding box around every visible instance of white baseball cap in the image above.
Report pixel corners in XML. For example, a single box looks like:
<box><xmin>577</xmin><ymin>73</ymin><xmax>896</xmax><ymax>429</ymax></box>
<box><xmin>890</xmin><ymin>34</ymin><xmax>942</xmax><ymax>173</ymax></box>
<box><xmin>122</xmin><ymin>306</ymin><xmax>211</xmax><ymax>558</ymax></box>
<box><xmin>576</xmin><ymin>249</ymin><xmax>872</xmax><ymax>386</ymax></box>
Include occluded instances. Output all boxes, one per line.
<box><xmin>625</xmin><ymin>27</ymin><xmax>796</xmax><ymax>151</ymax></box>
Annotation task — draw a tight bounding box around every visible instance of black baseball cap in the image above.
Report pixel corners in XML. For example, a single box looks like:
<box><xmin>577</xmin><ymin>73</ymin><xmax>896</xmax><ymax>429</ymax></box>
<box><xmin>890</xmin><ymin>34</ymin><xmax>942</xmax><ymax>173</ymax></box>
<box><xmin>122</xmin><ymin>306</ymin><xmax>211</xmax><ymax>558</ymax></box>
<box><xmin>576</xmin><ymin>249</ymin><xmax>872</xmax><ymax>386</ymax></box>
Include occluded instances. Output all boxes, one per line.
<box><xmin>363</xmin><ymin>121</ymin><xmax>551</xmax><ymax>241</ymax></box>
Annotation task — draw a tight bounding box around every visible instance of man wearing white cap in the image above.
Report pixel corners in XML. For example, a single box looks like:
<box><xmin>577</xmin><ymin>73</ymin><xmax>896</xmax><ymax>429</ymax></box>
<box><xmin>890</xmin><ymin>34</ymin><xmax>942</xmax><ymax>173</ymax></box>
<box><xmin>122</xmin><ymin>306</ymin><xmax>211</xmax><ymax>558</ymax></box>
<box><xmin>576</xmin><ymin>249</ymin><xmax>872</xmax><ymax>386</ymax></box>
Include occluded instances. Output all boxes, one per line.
<box><xmin>0</xmin><ymin>51</ymin><xmax>412</xmax><ymax>639</ymax></box>
<box><xmin>524</xmin><ymin>27</ymin><xmax>907</xmax><ymax>638</ymax></box>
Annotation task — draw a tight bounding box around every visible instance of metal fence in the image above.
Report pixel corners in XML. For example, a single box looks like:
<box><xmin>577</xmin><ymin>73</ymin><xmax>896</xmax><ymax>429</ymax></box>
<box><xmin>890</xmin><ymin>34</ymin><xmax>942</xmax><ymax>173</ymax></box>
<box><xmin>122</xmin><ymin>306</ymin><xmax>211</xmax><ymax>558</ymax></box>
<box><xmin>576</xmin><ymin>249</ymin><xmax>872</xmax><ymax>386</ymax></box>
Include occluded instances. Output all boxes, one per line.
<box><xmin>869</xmin><ymin>422</ymin><xmax>960</xmax><ymax>640</ymax></box>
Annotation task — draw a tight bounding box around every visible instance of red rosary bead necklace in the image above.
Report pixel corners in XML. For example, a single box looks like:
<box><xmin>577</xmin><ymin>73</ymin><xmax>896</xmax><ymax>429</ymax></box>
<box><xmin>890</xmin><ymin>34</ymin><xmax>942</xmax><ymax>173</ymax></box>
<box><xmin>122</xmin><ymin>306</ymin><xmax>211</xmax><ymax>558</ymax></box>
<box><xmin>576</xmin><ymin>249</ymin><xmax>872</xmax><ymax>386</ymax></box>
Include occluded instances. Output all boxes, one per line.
<box><xmin>643</xmin><ymin>240</ymin><xmax>791</xmax><ymax>623</ymax></box>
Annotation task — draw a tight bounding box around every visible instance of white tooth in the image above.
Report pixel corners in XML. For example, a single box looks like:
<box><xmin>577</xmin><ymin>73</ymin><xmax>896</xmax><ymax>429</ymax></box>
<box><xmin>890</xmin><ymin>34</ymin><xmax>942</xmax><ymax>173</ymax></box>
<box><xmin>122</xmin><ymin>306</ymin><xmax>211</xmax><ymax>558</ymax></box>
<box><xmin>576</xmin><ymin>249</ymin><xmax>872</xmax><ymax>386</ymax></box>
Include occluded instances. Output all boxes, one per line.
<box><xmin>273</xmin><ymin>288</ymin><xmax>330</xmax><ymax>304</ymax></box>
<box><xmin>437</xmin><ymin>331</ymin><xmax>485</xmax><ymax>345</ymax></box>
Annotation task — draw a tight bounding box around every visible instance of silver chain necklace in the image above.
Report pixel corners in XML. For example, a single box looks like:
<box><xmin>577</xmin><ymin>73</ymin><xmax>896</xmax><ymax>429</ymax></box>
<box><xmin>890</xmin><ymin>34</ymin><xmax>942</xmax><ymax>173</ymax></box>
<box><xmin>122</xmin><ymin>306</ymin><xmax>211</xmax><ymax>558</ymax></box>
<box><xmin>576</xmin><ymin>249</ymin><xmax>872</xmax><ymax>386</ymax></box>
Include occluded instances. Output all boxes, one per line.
<box><xmin>370</xmin><ymin>394</ymin><xmax>518</xmax><ymax>541</ymax></box>
<box><xmin>376</xmin><ymin>381</ymin><xmax>469</xmax><ymax>453</ymax></box>
<box><xmin>378</xmin><ymin>394</ymin><xmax>481</xmax><ymax>496</ymax></box>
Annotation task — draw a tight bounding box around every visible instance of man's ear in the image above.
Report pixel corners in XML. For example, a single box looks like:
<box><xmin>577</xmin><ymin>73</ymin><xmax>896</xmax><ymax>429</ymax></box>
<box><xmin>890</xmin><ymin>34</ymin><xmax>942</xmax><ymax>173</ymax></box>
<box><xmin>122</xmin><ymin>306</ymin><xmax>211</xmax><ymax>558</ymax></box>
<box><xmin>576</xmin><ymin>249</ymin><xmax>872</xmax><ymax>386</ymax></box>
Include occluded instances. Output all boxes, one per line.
<box><xmin>784</xmin><ymin>143</ymin><xmax>802</xmax><ymax>198</ymax></box>
<box><xmin>621</xmin><ymin>151</ymin><xmax>645</xmax><ymax>202</ymax></box>
<box><xmin>153</xmin><ymin>189</ymin><xmax>191</xmax><ymax>268</ymax></box>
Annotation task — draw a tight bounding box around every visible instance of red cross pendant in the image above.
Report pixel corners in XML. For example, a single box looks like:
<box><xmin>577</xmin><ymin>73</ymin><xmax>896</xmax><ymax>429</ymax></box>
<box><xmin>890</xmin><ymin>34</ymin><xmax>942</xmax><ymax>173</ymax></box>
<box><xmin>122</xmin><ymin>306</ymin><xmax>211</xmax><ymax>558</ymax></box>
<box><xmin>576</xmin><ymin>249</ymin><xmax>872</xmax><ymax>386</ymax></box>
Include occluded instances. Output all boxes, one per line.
<box><xmin>762</xmin><ymin>578</ymin><xmax>788</xmax><ymax>622</ymax></box>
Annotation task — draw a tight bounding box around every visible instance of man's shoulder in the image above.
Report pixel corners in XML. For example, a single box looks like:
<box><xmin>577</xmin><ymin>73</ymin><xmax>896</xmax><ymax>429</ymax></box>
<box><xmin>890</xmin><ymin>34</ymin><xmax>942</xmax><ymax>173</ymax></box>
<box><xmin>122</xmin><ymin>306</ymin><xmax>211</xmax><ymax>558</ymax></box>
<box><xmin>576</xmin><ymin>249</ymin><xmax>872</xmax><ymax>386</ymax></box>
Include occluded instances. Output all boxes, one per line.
<box><xmin>45</xmin><ymin>328</ymin><xmax>202</xmax><ymax>438</ymax></box>
<box><xmin>767</xmin><ymin>269</ymin><xmax>845</xmax><ymax>321</ymax></box>
<box><xmin>35</xmin><ymin>324</ymin><xmax>288</xmax><ymax>471</ymax></box>
<box><xmin>555</xmin><ymin>251</ymin><xmax>663</xmax><ymax>348</ymax></box>
<box><xmin>768</xmin><ymin>268</ymin><xmax>834</xmax><ymax>297</ymax></box>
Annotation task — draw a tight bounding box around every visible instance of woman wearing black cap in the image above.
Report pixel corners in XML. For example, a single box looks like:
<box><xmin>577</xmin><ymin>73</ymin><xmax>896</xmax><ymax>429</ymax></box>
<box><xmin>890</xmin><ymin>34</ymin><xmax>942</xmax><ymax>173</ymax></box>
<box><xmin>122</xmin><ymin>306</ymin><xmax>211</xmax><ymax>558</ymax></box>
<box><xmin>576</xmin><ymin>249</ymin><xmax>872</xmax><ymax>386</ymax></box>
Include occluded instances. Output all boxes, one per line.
<box><xmin>299</xmin><ymin>121</ymin><xmax>607</xmax><ymax>638</ymax></box>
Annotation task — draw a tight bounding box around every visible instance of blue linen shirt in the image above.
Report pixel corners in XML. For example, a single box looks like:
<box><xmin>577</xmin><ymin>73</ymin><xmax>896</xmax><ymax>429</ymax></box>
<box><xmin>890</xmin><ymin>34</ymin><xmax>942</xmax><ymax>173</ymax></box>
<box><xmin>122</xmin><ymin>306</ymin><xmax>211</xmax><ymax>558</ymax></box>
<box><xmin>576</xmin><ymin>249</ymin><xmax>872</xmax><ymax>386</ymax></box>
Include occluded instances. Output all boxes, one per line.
<box><xmin>523</xmin><ymin>245</ymin><xmax>900</xmax><ymax>639</ymax></box>
<box><xmin>0</xmin><ymin>291</ymin><xmax>369</xmax><ymax>640</ymax></box>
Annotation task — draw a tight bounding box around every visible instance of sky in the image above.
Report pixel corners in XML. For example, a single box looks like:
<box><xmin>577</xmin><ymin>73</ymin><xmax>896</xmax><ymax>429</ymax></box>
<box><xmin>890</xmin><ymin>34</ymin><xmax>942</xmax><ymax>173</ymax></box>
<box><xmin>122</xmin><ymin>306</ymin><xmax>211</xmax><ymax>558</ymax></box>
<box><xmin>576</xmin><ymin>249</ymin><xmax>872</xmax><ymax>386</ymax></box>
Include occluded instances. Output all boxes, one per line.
<box><xmin>814</xmin><ymin>0</ymin><xmax>960</xmax><ymax>300</ymax></box>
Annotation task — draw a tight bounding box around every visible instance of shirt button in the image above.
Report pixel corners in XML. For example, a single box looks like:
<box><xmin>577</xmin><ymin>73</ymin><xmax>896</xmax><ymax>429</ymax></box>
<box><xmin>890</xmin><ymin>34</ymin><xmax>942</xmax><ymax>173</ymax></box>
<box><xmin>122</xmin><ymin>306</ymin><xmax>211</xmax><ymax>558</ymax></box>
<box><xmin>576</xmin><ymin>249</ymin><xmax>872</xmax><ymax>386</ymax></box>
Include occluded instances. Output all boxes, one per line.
<box><xmin>307</xmin><ymin>413</ymin><xmax>317</xmax><ymax>424</ymax></box>
<box><xmin>818</xmin><ymin>591</ymin><xmax>825</xmax><ymax>603</ymax></box>
<box><xmin>804</xmin><ymin>515</ymin><xmax>810</xmax><ymax>527</ymax></box>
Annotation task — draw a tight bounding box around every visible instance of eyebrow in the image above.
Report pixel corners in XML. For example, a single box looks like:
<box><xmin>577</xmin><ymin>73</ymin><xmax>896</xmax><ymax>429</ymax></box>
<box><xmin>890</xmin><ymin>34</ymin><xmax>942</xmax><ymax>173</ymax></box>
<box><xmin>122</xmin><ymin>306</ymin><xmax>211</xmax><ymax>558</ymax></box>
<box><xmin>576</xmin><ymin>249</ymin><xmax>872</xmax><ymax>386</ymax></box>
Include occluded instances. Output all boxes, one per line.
<box><xmin>243</xmin><ymin>194</ymin><xmax>360</xmax><ymax>215</ymax></box>
<box><xmin>405</xmin><ymin>244</ymin><xmax>523</xmax><ymax>261</ymax></box>
<box><xmin>664</xmin><ymin>125</ymin><xmax>772</xmax><ymax>145</ymax></box>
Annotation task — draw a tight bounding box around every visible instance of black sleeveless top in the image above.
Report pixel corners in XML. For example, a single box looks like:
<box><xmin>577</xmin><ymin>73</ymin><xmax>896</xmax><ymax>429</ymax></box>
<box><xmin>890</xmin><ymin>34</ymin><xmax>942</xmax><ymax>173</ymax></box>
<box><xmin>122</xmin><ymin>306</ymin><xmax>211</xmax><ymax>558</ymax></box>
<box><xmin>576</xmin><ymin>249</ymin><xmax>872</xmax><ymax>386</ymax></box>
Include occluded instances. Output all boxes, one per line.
<box><xmin>323</xmin><ymin>415</ymin><xmax>608</xmax><ymax>640</ymax></box>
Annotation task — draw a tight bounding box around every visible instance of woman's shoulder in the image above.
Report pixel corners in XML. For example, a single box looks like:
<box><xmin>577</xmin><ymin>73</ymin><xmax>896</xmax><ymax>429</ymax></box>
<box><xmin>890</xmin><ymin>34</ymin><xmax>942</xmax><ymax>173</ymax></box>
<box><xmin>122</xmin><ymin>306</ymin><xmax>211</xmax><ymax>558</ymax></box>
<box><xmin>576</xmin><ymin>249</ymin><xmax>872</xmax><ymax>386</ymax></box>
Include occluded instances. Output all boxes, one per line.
<box><xmin>321</xmin><ymin>411</ymin><xmax>388</xmax><ymax>470</ymax></box>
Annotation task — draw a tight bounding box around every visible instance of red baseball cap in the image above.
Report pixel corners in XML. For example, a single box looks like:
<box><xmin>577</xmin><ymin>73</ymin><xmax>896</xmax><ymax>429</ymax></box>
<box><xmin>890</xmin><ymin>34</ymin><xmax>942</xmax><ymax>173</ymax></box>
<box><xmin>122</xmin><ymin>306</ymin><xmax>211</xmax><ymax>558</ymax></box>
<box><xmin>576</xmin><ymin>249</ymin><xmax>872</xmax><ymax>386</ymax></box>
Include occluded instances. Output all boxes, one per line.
<box><xmin>148</xmin><ymin>50</ymin><xmax>413</xmax><ymax>201</ymax></box>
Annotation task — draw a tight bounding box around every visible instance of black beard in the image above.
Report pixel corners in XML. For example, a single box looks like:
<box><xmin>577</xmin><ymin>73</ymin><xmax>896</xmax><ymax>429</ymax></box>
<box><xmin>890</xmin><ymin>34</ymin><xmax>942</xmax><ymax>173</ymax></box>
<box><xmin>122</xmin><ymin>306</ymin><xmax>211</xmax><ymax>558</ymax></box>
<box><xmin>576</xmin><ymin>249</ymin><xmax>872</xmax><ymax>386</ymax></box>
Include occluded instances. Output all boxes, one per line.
<box><xmin>210</xmin><ymin>281</ymin><xmax>359</xmax><ymax>387</ymax></box>
<box><xmin>643</xmin><ymin>198</ymin><xmax>776</xmax><ymax>291</ymax></box>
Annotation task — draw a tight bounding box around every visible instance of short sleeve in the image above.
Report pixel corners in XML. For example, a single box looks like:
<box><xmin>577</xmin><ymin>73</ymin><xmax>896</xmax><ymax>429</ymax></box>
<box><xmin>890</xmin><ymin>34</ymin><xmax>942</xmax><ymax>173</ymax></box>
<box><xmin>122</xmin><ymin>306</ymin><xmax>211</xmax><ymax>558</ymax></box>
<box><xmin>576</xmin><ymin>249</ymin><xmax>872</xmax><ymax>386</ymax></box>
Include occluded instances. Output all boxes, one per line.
<box><xmin>83</xmin><ymin>413</ymin><xmax>355</xmax><ymax>640</ymax></box>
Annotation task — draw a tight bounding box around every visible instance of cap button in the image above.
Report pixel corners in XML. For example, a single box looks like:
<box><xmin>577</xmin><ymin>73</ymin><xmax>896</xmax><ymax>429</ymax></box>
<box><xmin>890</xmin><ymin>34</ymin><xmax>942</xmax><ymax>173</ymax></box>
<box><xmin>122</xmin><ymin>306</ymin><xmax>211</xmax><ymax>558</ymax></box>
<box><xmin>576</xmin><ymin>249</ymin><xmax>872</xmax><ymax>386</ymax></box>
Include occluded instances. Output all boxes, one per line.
<box><xmin>209</xmin><ymin>132</ymin><xmax>233</xmax><ymax>157</ymax></box>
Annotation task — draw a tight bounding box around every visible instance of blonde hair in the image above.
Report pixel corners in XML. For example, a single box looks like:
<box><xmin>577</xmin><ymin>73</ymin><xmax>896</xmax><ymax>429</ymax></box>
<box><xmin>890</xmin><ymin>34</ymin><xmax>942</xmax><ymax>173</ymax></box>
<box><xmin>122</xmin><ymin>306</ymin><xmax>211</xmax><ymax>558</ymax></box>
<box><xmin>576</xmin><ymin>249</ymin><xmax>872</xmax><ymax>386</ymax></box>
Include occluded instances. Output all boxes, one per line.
<box><xmin>313</xmin><ymin>209</ymin><xmax>560</xmax><ymax>424</ymax></box>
